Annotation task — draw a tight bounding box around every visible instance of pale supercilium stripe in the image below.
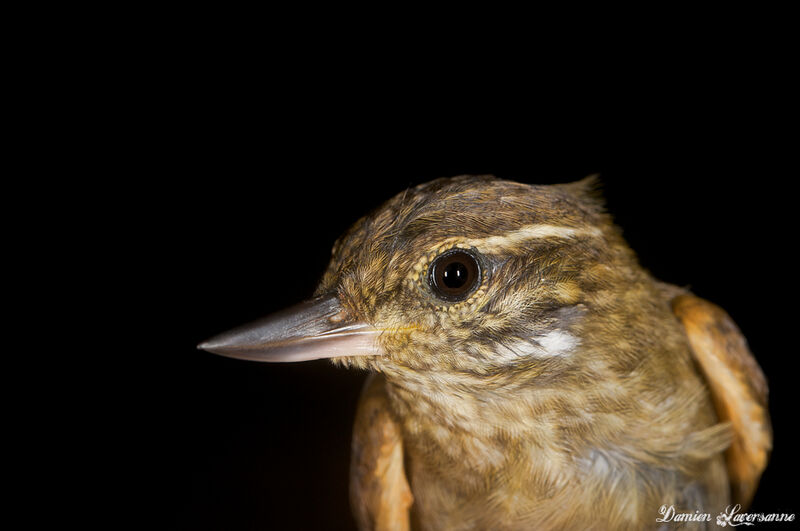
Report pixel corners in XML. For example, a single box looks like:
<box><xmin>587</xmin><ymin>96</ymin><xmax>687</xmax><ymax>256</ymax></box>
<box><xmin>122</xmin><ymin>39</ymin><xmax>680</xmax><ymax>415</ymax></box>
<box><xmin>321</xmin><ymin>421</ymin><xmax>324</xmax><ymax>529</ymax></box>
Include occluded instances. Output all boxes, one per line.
<box><xmin>463</xmin><ymin>224</ymin><xmax>602</xmax><ymax>253</ymax></box>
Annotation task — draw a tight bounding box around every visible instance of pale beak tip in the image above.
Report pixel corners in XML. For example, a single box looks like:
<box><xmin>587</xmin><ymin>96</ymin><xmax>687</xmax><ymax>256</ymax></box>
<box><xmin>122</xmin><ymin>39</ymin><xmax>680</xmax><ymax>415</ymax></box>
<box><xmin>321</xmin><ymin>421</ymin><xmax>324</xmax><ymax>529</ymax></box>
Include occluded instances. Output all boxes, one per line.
<box><xmin>197</xmin><ymin>339</ymin><xmax>224</xmax><ymax>353</ymax></box>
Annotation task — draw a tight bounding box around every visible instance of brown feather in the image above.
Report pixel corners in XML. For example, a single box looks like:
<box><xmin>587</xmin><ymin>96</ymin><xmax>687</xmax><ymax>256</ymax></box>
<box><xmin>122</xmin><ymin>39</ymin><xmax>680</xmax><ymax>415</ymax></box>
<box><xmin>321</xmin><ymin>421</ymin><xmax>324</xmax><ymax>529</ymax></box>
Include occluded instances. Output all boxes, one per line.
<box><xmin>315</xmin><ymin>176</ymin><xmax>767</xmax><ymax>529</ymax></box>
<box><xmin>672</xmin><ymin>294</ymin><xmax>772</xmax><ymax>508</ymax></box>
<box><xmin>350</xmin><ymin>373</ymin><xmax>413</xmax><ymax>531</ymax></box>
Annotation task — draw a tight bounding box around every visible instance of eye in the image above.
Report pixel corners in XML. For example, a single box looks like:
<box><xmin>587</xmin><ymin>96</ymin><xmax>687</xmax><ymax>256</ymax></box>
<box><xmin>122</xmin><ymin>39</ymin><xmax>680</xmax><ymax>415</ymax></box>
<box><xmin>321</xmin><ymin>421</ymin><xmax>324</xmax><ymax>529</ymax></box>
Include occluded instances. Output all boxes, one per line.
<box><xmin>428</xmin><ymin>249</ymin><xmax>482</xmax><ymax>302</ymax></box>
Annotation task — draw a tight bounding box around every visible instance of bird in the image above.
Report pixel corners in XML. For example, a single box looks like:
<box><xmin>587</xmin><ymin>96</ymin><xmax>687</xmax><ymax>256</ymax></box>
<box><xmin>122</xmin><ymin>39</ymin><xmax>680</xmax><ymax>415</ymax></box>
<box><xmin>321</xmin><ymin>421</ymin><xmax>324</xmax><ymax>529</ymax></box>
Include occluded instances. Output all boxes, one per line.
<box><xmin>198</xmin><ymin>175</ymin><xmax>771</xmax><ymax>530</ymax></box>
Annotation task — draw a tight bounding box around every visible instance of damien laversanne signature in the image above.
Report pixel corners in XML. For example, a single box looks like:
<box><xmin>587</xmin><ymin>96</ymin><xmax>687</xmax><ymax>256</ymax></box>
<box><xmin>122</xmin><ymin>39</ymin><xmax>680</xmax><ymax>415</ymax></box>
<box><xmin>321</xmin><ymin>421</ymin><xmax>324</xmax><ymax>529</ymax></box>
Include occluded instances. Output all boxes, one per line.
<box><xmin>657</xmin><ymin>504</ymin><xmax>795</xmax><ymax>526</ymax></box>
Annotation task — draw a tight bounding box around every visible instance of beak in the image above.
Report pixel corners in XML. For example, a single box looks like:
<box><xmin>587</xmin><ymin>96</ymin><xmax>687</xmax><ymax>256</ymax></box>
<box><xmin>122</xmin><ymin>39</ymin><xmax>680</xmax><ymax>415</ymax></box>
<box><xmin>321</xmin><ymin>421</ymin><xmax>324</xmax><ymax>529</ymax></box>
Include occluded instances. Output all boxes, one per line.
<box><xmin>197</xmin><ymin>293</ymin><xmax>384</xmax><ymax>362</ymax></box>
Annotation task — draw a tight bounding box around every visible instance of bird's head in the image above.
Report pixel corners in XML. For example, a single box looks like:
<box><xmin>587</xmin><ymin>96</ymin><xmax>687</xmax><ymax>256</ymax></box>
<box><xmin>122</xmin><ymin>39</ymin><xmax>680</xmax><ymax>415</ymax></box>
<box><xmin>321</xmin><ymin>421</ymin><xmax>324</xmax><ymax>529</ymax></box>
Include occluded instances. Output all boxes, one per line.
<box><xmin>199</xmin><ymin>175</ymin><xmax>655</xmax><ymax>390</ymax></box>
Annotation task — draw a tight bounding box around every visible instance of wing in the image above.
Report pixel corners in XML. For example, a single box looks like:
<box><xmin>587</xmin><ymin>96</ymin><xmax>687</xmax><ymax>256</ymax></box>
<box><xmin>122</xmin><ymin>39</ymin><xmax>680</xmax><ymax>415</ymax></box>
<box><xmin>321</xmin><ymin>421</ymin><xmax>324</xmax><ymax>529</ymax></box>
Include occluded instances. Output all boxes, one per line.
<box><xmin>350</xmin><ymin>373</ymin><xmax>414</xmax><ymax>531</ymax></box>
<box><xmin>671</xmin><ymin>294</ymin><xmax>772</xmax><ymax>508</ymax></box>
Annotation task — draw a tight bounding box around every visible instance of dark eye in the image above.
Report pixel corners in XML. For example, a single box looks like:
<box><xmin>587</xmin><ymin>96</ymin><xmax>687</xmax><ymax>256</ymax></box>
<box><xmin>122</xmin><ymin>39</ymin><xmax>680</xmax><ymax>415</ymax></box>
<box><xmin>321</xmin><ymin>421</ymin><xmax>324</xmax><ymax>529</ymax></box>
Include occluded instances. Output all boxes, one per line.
<box><xmin>428</xmin><ymin>249</ymin><xmax>482</xmax><ymax>302</ymax></box>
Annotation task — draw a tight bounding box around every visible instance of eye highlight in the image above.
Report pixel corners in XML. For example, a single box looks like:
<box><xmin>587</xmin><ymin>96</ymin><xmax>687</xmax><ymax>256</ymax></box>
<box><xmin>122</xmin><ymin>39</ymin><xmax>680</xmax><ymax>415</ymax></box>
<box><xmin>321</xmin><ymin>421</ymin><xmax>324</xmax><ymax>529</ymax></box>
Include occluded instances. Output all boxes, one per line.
<box><xmin>428</xmin><ymin>249</ymin><xmax>482</xmax><ymax>302</ymax></box>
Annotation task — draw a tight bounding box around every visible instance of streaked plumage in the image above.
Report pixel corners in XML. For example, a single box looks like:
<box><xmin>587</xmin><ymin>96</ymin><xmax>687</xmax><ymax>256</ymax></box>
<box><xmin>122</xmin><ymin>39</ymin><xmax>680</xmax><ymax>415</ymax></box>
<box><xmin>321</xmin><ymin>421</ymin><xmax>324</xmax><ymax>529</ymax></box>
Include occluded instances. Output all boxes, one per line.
<box><xmin>199</xmin><ymin>175</ymin><xmax>771</xmax><ymax>530</ymax></box>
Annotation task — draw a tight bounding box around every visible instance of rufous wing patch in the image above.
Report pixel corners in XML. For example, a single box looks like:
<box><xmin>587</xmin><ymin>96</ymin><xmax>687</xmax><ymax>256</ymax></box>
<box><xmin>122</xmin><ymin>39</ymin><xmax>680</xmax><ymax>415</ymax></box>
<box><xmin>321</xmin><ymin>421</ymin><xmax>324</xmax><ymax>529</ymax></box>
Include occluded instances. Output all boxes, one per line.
<box><xmin>672</xmin><ymin>294</ymin><xmax>772</xmax><ymax>508</ymax></box>
<box><xmin>350</xmin><ymin>373</ymin><xmax>413</xmax><ymax>531</ymax></box>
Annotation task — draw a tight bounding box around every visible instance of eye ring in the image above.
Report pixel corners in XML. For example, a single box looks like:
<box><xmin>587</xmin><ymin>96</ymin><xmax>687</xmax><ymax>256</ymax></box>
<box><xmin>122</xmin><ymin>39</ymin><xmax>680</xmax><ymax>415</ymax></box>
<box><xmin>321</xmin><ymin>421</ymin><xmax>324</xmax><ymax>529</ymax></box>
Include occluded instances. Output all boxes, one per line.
<box><xmin>428</xmin><ymin>248</ymin><xmax>482</xmax><ymax>302</ymax></box>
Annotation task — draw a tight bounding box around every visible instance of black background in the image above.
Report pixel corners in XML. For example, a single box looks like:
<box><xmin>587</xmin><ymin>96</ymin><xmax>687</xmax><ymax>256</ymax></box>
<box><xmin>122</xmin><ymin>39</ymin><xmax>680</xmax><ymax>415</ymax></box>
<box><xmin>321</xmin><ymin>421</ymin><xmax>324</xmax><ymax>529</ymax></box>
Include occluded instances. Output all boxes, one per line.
<box><xmin>115</xmin><ymin>74</ymin><xmax>797</xmax><ymax>530</ymax></box>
